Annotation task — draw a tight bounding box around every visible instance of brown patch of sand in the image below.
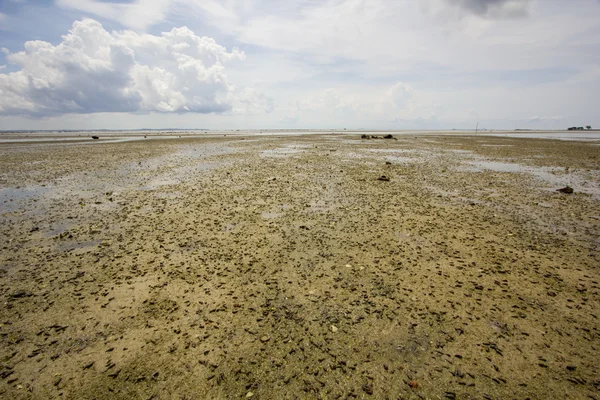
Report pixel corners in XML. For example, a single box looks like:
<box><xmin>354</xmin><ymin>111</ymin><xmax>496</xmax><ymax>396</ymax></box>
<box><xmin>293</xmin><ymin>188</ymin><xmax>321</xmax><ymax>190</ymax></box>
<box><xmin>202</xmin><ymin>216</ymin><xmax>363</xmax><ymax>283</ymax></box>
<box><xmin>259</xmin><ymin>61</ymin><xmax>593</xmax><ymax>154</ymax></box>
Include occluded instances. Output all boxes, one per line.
<box><xmin>1</xmin><ymin>134</ymin><xmax>599</xmax><ymax>399</ymax></box>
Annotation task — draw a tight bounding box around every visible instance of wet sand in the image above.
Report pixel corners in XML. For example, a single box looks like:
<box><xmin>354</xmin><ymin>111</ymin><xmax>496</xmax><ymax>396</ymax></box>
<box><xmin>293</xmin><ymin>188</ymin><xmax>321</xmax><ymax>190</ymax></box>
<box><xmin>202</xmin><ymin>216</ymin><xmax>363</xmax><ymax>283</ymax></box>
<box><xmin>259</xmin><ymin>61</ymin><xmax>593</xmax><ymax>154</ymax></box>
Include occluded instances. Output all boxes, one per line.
<box><xmin>1</xmin><ymin>133</ymin><xmax>599</xmax><ymax>399</ymax></box>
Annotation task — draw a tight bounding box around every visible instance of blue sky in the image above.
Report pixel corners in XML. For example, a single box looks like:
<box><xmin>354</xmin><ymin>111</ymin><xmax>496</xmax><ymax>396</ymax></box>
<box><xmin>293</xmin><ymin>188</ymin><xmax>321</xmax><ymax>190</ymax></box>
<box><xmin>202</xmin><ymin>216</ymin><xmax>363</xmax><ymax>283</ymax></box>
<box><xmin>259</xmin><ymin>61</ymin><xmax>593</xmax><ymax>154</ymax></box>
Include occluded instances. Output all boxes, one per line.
<box><xmin>0</xmin><ymin>0</ymin><xmax>599</xmax><ymax>130</ymax></box>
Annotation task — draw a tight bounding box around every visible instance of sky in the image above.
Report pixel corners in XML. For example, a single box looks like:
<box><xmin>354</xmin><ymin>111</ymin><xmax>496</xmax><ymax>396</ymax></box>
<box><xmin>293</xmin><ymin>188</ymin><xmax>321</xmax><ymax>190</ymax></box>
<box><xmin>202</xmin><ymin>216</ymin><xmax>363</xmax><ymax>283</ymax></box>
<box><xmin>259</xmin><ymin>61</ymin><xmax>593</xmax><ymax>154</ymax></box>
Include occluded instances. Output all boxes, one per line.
<box><xmin>0</xmin><ymin>0</ymin><xmax>599</xmax><ymax>131</ymax></box>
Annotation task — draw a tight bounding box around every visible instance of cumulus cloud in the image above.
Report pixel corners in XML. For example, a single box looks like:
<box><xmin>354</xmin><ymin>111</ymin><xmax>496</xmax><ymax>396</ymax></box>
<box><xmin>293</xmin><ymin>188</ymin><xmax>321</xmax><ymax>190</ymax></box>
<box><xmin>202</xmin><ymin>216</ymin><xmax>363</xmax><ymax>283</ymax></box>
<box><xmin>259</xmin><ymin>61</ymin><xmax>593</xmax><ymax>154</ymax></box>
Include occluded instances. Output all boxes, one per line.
<box><xmin>443</xmin><ymin>0</ymin><xmax>532</xmax><ymax>18</ymax></box>
<box><xmin>386</xmin><ymin>82</ymin><xmax>414</xmax><ymax>109</ymax></box>
<box><xmin>0</xmin><ymin>19</ymin><xmax>246</xmax><ymax>116</ymax></box>
<box><xmin>295</xmin><ymin>82</ymin><xmax>427</xmax><ymax>120</ymax></box>
<box><xmin>231</xmin><ymin>88</ymin><xmax>275</xmax><ymax>115</ymax></box>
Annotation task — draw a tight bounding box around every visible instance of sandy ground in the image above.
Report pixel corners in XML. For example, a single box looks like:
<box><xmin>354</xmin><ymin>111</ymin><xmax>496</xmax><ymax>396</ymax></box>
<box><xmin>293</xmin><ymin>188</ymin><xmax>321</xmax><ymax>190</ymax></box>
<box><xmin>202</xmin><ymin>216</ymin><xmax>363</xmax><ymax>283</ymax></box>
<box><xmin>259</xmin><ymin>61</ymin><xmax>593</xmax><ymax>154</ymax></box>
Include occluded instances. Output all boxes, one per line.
<box><xmin>0</xmin><ymin>133</ymin><xmax>598</xmax><ymax>399</ymax></box>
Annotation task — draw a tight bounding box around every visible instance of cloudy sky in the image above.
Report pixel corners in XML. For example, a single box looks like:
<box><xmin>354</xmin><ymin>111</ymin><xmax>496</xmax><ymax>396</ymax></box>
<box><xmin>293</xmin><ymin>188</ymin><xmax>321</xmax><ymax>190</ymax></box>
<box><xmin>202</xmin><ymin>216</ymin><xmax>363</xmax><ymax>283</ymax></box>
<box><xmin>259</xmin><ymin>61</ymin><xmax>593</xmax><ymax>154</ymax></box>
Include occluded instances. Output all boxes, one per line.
<box><xmin>0</xmin><ymin>0</ymin><xmax>599</xmax><ymax>130</ymax></box>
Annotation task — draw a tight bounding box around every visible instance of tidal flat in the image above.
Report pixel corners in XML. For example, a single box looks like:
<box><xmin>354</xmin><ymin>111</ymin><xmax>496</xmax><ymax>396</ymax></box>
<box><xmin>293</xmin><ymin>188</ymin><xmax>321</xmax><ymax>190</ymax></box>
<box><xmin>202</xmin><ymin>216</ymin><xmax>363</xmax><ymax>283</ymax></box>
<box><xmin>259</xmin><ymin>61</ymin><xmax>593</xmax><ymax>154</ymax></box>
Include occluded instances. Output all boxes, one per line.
<box><xmin>0</xmin><ymin>132</ymin><xmax>599</xmax><ymax>399</ymax></box>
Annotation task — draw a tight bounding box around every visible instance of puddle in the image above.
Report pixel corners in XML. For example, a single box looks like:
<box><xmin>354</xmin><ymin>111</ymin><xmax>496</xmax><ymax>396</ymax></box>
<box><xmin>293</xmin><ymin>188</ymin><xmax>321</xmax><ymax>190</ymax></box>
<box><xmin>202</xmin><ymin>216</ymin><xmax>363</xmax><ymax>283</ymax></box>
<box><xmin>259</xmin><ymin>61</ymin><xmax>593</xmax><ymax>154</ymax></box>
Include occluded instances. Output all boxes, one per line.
<box><xmin>0</xmin><ymin>185</ymin><xmax>51</xmax><ymax>213</ymax></box>
<box><xmin>461</xmin><ymin>160</ymin><xmax>600</xmax><ymax>199</ymax></box>
<box><xmin>466</xmin><ymin>161</ymin><xmax>524</xmax><ymax>173</ymax></box>
<box><xmin>114</xmin><ymin>143</ymin><xmax>236</xmax><ymax>190</ymax></box>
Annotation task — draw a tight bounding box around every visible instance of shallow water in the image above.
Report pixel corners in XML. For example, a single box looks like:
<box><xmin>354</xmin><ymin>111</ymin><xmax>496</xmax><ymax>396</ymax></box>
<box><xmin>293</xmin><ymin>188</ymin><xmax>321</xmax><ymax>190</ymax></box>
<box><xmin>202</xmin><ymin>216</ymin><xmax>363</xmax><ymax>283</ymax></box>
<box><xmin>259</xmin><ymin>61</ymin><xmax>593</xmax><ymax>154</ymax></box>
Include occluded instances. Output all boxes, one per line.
<box><xmin>479</xmin><ymin>132</ymin><xmax>600</xmax><ymax>141</ymax></box>
<box><xmin>463</xmin><ymin>159</ymin><xmax>600</xmax><ymax>199</ymax></box>
<box><xmin>0</xmin><ymin>185</ymin><xmax>51</xmax><ymax>213</ymax></box>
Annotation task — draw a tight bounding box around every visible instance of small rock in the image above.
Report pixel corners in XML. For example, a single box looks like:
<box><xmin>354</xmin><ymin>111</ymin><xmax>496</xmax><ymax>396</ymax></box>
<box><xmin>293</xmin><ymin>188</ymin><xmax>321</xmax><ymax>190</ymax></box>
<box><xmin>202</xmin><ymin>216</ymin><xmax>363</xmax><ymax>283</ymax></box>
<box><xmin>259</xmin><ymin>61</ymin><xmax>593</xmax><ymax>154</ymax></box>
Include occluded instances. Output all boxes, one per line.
<box><xmin>8</xmin><ymin>290</ymin><xmax>33</xmax><ymax>300</ymax></box>
<box><xmin>557</xmin><ymin>186</ymin><xmax>574</xmax><ymax>194</ymax></box>
<box><xmin>83</xmin><ymin>361</ymin><xmax>95</xmax><ymax>370</ymax></box>
<box><xmin>331</xmin><ymin>325</ymin><xmax>338</xmax><ymax>333</ymax></box>
<box><xmin>362</xmin><ymin>384</ymin><xmax>374</xmax><ymax>395</ymax></box>
<box><xmin>377</xmin><ymin>176</ymin><xmax>390</xmax><ymax>182</ymax></box>
<box><xmin>566</xmin><ymin>365</ymin><xmax>577</xmax><ymax>371</ymax></box>
<box><xmin>260</xmin><ymin>335</ymin><xmax>270</xmax><ymax>343</ymax></box>
<box><xmin>246</xmin><ymin>392</ymin><xmax>254</xmax><ymax>398</ymax></box>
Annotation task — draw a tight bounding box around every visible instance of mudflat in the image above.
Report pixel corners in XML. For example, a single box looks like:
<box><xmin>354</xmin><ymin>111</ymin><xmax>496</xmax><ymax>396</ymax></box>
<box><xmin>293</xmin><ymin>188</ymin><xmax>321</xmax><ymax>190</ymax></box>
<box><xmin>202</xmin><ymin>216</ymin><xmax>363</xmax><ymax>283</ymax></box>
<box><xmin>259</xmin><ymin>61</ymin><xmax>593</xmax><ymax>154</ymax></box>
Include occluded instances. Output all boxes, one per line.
<box><xmin>0</xmin><ymin>133</ymin><xmax>598</xmax><ymax>399</ymax></box>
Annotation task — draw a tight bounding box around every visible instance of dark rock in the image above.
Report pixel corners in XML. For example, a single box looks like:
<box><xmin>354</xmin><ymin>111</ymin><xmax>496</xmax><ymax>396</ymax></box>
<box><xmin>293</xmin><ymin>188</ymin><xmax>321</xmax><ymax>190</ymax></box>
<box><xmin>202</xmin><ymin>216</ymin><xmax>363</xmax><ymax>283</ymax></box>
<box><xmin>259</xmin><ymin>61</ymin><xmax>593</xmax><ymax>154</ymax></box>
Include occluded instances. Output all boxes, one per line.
<box><xmin>91</xmin><ymin>136</ymin><xmax>99</xmax><ymax>140</ymax></box>
<box><xmin>557</xmin><ymin>186</ymin><xmax>574</xmax><ymax>194</ymax></box>
<box><xmin>83</xmin><ymin>361</ymin><xmax>95</xmax><ymax>370</ymax></box>
<box><xmin>377</xmin><ymin>176</ymin><xmax>390</xmax><ymax>182</ymax></box>
<box><xmin>9</xmin><ymin>290</ymin><xmax>33</xmax><ymax>300</ymax></box>
<box><xmin>383</xmin><ymin>134</ymin><xmax>394</xmax><ymax>139</ymax></box>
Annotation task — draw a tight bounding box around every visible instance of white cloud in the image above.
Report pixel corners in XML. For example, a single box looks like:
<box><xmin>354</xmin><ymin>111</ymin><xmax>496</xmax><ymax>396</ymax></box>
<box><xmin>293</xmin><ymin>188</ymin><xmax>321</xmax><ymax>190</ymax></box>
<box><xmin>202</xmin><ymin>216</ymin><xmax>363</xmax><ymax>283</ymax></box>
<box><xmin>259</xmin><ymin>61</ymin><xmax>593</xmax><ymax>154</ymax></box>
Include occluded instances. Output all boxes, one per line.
<box><xmin>231</xmin><ymin>88</ymin><xmax>274</xmax><ymax>115</ymax></box>
<box><xmin>289</xmin><ymin>82</ymin><xmax>435</xmax><ymax>125</ymax></box>
<box><xmin>0</xmin><ymin>18</ymin><xmax>253</xmax><ymax>116</ymax></box>
<box><xmin>529</xmin><ymin>115</ymin><xmax>564</xmax><ymax>122</ymax></box>
<box><xmin>386</xmin><ymin>83</ymin><xmax>414</xmax><ymax>109</ymax></box>
<box><xmin>55</xmin><ymin>0</ymin><xmax>175</xmax><ymax>31</ymax></box>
